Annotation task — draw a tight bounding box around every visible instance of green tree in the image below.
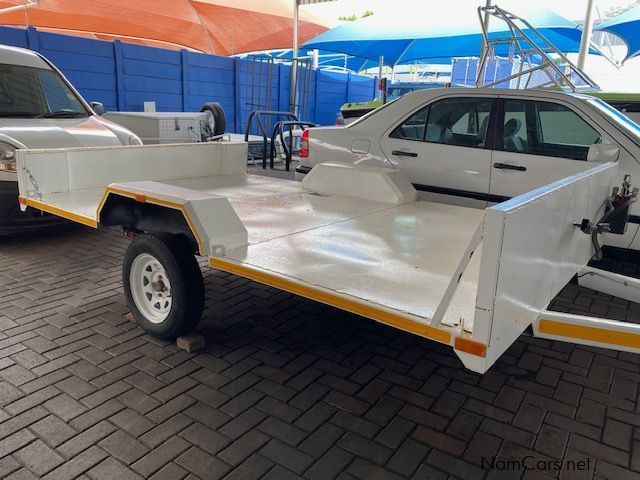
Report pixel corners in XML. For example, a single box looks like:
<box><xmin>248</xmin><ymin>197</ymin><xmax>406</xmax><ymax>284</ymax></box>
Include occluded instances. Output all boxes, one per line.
<box><xmin>604</xmin><ymin>0</ymin><xmax>640</xmax><ymax>19</ymax></box>
<box><xmin>338</xmin><ymin>10</ymin><xmax>374</xmax><ymax>21</ymax></box>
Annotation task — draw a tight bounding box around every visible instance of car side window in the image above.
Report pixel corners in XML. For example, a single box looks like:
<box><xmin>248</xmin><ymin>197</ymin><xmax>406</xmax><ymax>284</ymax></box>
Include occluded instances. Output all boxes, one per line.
<box><xmin>390</xmin><ymin>106</ymin><xmax>428</xmax><ymax>141</ymax></box>
<box><xmin>424</xmin><ymin>98</ymin><xmax>492</xmax><ymax>148</ymax></box>
<box><xmin>502</xmin><ymin>99</ymin><xmax>601</xmax><ymax>161</ymax></box>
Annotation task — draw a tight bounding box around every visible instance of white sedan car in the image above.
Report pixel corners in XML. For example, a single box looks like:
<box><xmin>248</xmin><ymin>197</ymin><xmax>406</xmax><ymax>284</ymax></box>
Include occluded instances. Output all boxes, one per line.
<box><xmin>296</xmin><ymin>88</ymin><xmax>640</xmax><ymax>252</ymax></box>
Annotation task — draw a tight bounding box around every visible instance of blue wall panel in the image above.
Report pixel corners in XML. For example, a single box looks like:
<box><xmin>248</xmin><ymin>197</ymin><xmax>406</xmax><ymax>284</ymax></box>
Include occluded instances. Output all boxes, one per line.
<box><xmin>35</xmin><ymin>31</ymin><xmax>119</xmax><ymax>111</ymax></box>
<box><xmin>316</xmin><ymin>70</ymin><xmax>349</xmax><ymax>125</ymax></box>
<box><xmin>0</xmin><ymin>26</ymin><xmax>376</xmax><ymax>130</ymax></box>
<box><xmin>2</xmin><ymin>27</ymin><xmax>27</xmax><ymax>48</ymax></box>
<box><xmin>183</xmin><ymin>51</ymin><xmax>235</xmax><ymax>128</ymax></box>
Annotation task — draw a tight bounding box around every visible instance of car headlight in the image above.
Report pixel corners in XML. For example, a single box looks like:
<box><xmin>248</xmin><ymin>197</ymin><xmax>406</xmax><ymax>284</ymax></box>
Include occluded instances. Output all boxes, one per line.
<box><xmin>129</xmin><ymin>134</ymin><xmax>143</xmax><ymax>146</ymax></box>
<box><xmin>0</xmin><ymin>142</ymin><xmax>16</xmax><ymax>172</ymax></box>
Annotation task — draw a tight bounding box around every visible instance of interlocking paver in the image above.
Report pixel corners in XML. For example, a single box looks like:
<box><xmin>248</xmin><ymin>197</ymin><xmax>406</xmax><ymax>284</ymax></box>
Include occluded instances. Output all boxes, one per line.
<box><xmin>1</xmin><ymin>211</ymin><xmax>640</xmax><ymax>479</ymax></box>
<box><xmin>175</xmin><ymin>446</ymin><xmax>230</xmax><ymax>479</ymax></box>
<box><xmin>305</xmin><ymin>446</ymin><xmax>354</xmax><ymax>480</ymax></box>
<box><xmin>29</xmin><ymin>415</ymin><xmax>77</xmax><ymax>447</ymax></box>
<box><xmin>14</xmin><ymin>439</ymin><xmax>65</xmax><ymax>476</ymax></box>
<box><xmin>97</xmin><ymin>430</ymin><xmax>149</xmax><ymax>464</ymax></box>
<box><xmin>41</xmin><ymin>446</ymin><xmax>108</xmax><ymax>480</ymax></box>
<box><xmin>86</xmin><ymin>456</ymin><xmax>143</xmax><ymax>480</ymax></box>
<box><xmin>57</xmin><ymin>421</ymin><xmax>118</xmax><ymax>458</ymax></box>
<box><xmin>131</xmin><ymin>436</ymin><xmax>191</xmax><ymax>477</ymax></box>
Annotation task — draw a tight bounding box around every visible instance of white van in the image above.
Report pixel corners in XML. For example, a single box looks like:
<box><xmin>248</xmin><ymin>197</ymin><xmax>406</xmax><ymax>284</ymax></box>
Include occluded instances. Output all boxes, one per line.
<box><xmin>0</xmin><ymin>45</ymin><xmax>141</xmax><ymax>234</ymax></box>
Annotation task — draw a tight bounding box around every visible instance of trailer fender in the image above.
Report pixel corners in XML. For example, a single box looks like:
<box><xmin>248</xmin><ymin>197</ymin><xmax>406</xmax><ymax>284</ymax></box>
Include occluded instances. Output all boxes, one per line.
<box><xmin>97</xmin><ymin>181</ymin><xmax>248</xmax><ymax>256</ymax></box>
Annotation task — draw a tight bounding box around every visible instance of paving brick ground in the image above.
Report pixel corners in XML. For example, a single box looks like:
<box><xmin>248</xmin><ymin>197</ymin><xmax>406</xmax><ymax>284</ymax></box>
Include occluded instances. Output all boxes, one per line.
<box><xmin>1</xmin><ymin>172</ymin><xmax>640</xmax><ymax>479</ymax></box>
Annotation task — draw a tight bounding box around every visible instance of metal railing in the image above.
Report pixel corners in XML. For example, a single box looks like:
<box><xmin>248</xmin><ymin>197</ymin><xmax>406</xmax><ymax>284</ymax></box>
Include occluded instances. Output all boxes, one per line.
<box><xmin>476</xmin><ymin>5</ymin><xmax>600</xmax><ymax>91</ymax></box>
<box><xmin>244</xmin><ymin>110</ymin><xmax>299</xmax><ymax>169</ymax></box>
<box><xmin>269</xmin><ymin>120</ymin><xmax>316</xmax><ymax>171</ymax></box>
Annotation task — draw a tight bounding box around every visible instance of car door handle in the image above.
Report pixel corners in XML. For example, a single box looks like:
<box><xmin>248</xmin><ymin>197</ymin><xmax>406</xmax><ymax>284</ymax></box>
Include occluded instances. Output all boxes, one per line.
<box><xmin>493</xmin><ymin>162</ymin><xmax>527</xmax><ymax>172</ymax></box>
<box><xmin>392</xmin><ymin>150</ymin><xmax>418</xmax><ymax>157</ymax></box>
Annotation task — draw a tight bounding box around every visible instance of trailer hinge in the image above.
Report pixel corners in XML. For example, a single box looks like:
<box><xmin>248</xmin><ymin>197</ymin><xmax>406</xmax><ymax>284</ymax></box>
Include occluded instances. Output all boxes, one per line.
<box><xmin>575</xmin><ymin>174</ymin><xmax>639</xmax><ymax>260</ymax></box>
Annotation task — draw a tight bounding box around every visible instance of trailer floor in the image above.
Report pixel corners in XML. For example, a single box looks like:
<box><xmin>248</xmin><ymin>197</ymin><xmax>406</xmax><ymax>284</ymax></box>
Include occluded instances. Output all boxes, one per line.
<box><xmin>1</xmin><ymin>224</ymin><xmax>639</xmax><ymax>480</ymax></box>
<box><xmin>28</xmin><ymin>168</ymin><xmax>486</xmax><ymax>336</ymax></box>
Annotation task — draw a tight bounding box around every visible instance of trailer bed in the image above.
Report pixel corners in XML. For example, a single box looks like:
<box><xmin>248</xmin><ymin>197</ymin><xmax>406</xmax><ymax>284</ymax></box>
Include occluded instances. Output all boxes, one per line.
<box><xmin>24</xmin><ymin>169</ymin><xmax>483</xmax><ymax>329</ymax></box>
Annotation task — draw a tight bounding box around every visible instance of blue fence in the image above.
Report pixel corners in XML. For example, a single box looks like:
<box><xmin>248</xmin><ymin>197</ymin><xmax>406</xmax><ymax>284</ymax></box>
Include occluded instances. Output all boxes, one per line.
<box><xmin>0</xmin><ymin>26</ymin><xmax>377</xmax><ymax>131</ymax></box>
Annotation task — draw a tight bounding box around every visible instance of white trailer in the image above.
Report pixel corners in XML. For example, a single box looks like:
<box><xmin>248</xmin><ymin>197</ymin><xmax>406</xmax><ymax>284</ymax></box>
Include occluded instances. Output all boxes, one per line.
<box><xmin>15</xmin><ymin>142</ymin><xmax>640</xmax><ymax>373</ymax></box>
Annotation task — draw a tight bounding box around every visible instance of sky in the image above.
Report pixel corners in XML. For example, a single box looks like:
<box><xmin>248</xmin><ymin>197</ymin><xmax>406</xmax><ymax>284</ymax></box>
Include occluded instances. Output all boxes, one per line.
<box><xmin>303</xmin><ymin>0</ymin><xmax>637</xmax><ymax>25</ymax></box>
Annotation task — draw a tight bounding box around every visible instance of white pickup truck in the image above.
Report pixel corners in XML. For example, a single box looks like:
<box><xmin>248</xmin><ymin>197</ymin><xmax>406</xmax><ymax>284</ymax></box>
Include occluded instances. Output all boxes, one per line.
<box><xmin>296</xmin><ymin>88</ymin><xmax>640</xmax><ymax>252</ymax></box>
<box><xmin>0</xmin><ymin>45</ymin><xmax>140</xmax><ymax>234</ymax></box>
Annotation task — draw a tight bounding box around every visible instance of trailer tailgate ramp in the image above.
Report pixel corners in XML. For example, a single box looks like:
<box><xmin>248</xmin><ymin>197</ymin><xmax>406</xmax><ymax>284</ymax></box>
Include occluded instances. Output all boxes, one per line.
<box><xmin>462</xmin><ymin>162</ymin><xmax>616</xmax><ymax>372</ymax></box>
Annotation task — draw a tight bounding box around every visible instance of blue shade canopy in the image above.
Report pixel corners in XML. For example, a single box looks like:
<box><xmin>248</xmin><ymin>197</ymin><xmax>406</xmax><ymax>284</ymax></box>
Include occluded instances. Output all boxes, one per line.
<box><xmin>595</xmin><ymin>6</ymin><xmax>640</xmax><ymax>62</ymax></box>
<box><xmin>303</xmin><ymin>5</ymin><xmax>585</xmax><ymax>66</ymax></box>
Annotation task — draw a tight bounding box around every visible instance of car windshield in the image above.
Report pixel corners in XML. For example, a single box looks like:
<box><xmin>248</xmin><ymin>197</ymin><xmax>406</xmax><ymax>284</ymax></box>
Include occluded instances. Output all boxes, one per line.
<box><xmin>586</xmin><ymin>97</ymin><xmax>640</xmax><ymax>140</ymax></box>
<box><xmin>388</xmin><ymin>87</ymin><xmax>414</xmax><ymax>98</ymax></box>
<box><xmin>0</xmin><ymin>63</ymin><xmax>88</xmax><ymax>118</ymax></box>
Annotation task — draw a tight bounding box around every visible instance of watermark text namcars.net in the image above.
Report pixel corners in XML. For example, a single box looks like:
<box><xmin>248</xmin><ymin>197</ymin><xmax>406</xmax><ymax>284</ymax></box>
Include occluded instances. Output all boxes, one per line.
<box><xmin>482</xmin><ymin>456</ymin><xmax>593</xmax><ymax>472</ymax></box>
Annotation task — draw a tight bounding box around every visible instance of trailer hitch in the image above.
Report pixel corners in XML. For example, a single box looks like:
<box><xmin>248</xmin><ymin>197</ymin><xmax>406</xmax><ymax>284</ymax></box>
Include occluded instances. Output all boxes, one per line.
<box><xmin>575</xmin><ymin>175</ymin><xmax>639</xmax><ymax>260</ymax></box>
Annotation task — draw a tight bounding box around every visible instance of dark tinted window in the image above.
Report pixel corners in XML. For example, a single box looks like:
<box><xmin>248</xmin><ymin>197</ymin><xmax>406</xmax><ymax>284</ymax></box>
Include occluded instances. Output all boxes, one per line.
<box><xmin>503</xmin><ymin>100</ymin><xmax>601</xmax><ymax>160</ymax></box>
<box><xmin>390</xmin><ymin>107</ymin><xmax>428</xmax><ymax>140</ymax></box>
<box><xmin>425</xmin><ymin>98</ymin><xmax>492</xmax><ymax>148</ymax></box>
<box><xmin>0</xmin><ymin>63</ymin><xmax>87</xmax><ymax>117</ymax></box>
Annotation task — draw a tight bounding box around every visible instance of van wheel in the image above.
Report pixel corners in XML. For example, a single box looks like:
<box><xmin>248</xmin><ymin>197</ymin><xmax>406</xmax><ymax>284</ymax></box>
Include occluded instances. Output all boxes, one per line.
<box><xmin>200</xmin><ymin>102</ymin><xmax>226</xmax><ymax>137</ymax></box>
<box><xmin>123</xmin><ymin>233</ymin><xmax>204</xmax><ymax>339</ymax></box>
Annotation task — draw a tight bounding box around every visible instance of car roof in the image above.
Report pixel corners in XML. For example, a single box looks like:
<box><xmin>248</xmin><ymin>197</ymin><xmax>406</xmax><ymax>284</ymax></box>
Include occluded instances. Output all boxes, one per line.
<box><xmin>400</xmin><ymin>87</ymin><xmax>593</xmax><ymax>103</ymax></box>
<box><xmin>0</xmin><ymin>44</ymin><xmax>50</xmax><ymax>70</ymax></box>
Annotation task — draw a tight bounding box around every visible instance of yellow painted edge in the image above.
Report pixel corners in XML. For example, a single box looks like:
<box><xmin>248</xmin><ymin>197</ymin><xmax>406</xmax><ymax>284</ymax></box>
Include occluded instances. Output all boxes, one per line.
<box><xmin>210</xmin><ymin>256</ymin><xmax>453</xmax><ymax>345</ymax></box>
<box><xmin>19</xmin><ymin>196</ymin><xmax>97</xmax><ymax>228</ymax></box>
<box><xmin>97</xmin><ymin>187</ymin><xmax>205</xmax><ymax>255</ymax></box>
<box><xmin>539</xmin><ymin>319</ymin><xmax>640</xmax><ymax>349</ymax></box>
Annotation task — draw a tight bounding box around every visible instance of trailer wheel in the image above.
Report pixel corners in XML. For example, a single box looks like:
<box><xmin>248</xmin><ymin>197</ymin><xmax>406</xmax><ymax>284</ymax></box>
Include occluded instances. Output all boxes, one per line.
<box><xmin>123</xmin><ymin>233</ymin><xmax>204</xmax><ymax>339</ymax></box>
<box><xmin>200</xmin><ymin>102</ymin><xmax>226</xmax><ymax>137</ymax></box>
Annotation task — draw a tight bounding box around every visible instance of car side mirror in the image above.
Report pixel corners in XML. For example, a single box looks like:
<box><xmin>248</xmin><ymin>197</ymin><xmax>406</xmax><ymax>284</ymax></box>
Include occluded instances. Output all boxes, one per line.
<box><xmin>90</xmin><ymin>101</ymin><xmax>104</xmax><ymax>116</ymax></box>
<box><xmin>587</xmin><ymin>143</ymin><xmax>619</xmax><ymax>163</ymax></box>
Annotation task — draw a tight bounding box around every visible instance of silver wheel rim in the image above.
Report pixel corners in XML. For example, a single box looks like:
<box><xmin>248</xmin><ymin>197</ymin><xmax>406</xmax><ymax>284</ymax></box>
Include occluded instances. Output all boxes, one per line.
<box><xmin>130</xmin><ymin>253</ymin><xmax>172</xmax><ymax>324</ymax></box>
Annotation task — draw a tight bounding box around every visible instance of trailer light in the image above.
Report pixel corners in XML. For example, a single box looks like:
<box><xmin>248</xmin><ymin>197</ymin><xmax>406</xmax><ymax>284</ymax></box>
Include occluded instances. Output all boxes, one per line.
<box><xmin>454</xmin><ymin>337</ymin><xmax>487</xmax><ymax>357</ymax></box>
<box><xmin>299</xmin><ymin>129</ymin><xmax>309</xmax><ymax>158</ymax></box>
<box><xmin>0</xmin><ymin>142</ymin><xmax>16</xmax><ymax>171</ymax></box>
<box><xmin>0</xmin><ymin>161</ymin><xmax>15</xmax><ymax>171</ymax></box>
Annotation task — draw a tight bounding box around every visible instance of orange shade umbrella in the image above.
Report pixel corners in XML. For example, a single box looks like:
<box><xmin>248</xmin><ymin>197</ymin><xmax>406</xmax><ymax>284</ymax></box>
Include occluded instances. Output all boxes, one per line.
<box><xmin>0</xmin><ymin>0</ymin><xmax>329</xmax><ymax>54</ymax></box>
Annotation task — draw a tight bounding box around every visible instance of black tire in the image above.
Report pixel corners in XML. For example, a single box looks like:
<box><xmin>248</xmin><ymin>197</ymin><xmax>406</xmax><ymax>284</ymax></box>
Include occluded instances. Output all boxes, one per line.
<box><xmin>123</xmin><ymin>233</ymin><xmax>204</xmax><ymax>339</ymax></box>
<box><xmin>200</xmin><ymin>102</ymin><xmax>226</xmax><ymax>137</ymax></box>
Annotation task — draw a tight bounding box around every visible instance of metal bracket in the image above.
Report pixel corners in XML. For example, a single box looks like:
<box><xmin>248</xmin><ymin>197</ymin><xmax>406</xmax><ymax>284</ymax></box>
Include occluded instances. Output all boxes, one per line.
<box><xmin>22</xmin><ymin>166</ymin><xmax>42</xmax><ymax>201</ymax></box>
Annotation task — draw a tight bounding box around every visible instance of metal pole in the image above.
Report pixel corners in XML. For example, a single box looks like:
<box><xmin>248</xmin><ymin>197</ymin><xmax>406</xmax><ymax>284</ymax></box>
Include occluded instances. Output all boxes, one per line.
<box><xmin>480</xmin><ymin>0</ymin><xmax>492</xmax><ymax>58</ymax></box>
<box><xmin>377</xmin><ymin>56</ymin><xmax>384</xmax><ymax>100</ymax></box>
<box><xmin>289</xmin><ymin>0</ymin><xmax>299</xmax><ymax>114</ymax></box>
<box><xmin>0</xmin><ymin>0</ymin><xmax>38</xmax><ymax>16</ymax></box>
<box><xmin>577</xmin><ymin>0</ymin><xmax>596</xmax><ymax>70</ymax></box>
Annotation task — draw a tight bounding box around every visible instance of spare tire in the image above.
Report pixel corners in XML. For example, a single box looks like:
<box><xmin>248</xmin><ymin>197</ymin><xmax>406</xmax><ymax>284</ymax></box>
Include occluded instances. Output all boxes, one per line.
<box><xmin>200</xmin><ymin>102</ymin><xmax>226</xmax><ymax>137</ymax></box>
